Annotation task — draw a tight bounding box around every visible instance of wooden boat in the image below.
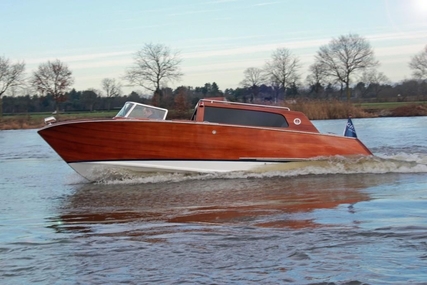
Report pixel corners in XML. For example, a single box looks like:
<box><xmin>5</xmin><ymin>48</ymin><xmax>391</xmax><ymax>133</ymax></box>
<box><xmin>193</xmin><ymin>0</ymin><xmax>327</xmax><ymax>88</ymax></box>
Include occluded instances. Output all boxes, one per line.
<box><xmin>38</xmin><ymin>99</ymin><xmax>372</xmax><ymax>181</ymax></box>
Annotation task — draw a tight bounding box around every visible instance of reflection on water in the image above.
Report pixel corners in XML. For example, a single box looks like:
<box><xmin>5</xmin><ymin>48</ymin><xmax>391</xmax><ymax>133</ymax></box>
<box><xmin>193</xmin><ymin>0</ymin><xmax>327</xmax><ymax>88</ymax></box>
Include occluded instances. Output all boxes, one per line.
<box><xmin>51</xmin><ymin>174</ymin><xmax>385</xmax><ymax>233</ymax></box>
<box><xmin>39</xmin><ymin>173</ymin><xmax>427</xmax><ymax>284</ymax></box>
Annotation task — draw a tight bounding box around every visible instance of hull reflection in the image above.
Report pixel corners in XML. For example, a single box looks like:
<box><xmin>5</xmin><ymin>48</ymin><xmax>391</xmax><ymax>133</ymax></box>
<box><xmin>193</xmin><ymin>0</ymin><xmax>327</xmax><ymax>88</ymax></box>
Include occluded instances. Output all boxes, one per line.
<box><xmin>47</xmin><ymin>174</ymin><xmax>394</xmax><ymax>233</ymax></box>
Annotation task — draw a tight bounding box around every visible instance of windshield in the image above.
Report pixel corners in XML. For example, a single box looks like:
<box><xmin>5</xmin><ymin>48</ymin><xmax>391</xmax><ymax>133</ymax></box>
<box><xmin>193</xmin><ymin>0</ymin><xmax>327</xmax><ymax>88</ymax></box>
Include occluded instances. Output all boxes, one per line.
<box><xmin>116</xmin><ymin>102</ymin><xmax>134</xmax><ymax>117</ymax></box>
<box><xmin>115</xmin><ymin>102</ymin><xmax>168</xmax><ymax>119</ymax></box>
<box><xmin>128</xmin><ymin>104</ymin><xmax>166</xmax><ymax>119</ymax></box>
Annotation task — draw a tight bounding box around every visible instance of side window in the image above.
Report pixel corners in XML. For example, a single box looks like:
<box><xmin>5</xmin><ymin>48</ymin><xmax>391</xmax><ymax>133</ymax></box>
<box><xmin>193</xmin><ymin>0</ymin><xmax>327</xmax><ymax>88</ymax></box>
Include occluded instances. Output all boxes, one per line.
<box><xmin>204</xmin><ymin>107</ymin><xmax>288</xmax><ymax>128</ymax></box>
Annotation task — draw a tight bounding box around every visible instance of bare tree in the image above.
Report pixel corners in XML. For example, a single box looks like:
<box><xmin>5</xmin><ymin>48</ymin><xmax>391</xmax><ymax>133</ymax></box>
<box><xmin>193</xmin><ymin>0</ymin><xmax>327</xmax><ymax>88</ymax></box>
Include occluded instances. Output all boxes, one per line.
<box><xmin>31</xmin><ymin>59</ymin><xmax>74</xmax><ymax>112</ymax></box>
<box><xmin>360</xmin><ymin>69</ymin><xmax>389</xmax><ymax>85</ymax></box>
<box><xmin>240</xmin><ymin>67</ymin><xmax>266</xmax><ymax>102</ymax></box>
<box><xmin>102</xmin><ymin>78</ymin><xmax>122</xmax><ymax>110</ymax></box>
<box><xmin>124</xmin><ymin>43</ymin><xmax>183</xmax><ymax>97</ymax></box>
<box><xmin>240</xmin><ymin>67</ymin><xmax>266</xmax><ymax>87</ymax></box>
<box><xmin>315</xmin><ymin>33</ymin><xmax>379</xmax><ymax>101</ymax></box>
<box><xmin>0</xmin><ymin>56</ymin><xmax>26</xmax><ymax>116</ymax></box>
<box><xmin>360</xmin><ymin>69</ymin><xmax>389</xmax><ymax>97</ymax></box>
<box><xmin>264</xmin><ymin>48</ymin><xmax>300</xmax><ymax>102</ymax></box>
<box><xmin>269</xmin><ymin>77</ymin><xmax>282</xmax><ymax>104</ymax></box>
<box><xmin>409</xmin><ymin>45</ymin><xmax>427</xmax><ymax>80</ymax></box>
<box><xmin>306</xmin><ymin>62</ymin><xmax>328</xmax><ymax>98</ymax></box>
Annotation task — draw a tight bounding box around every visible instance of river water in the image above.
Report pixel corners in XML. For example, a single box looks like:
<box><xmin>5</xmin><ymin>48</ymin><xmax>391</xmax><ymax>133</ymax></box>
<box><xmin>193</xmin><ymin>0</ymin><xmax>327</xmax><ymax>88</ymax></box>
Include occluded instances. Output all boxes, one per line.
<box><xmin>1</xmin><ymin>117</ymin><xmax>427</xmax><ymax>284</ymax></box>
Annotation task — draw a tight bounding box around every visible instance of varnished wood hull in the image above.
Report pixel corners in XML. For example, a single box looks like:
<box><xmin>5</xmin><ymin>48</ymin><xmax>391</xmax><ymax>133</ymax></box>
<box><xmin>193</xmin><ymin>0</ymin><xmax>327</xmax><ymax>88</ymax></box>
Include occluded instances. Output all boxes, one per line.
<box><xmin>38</xmin><ymin>119</ymin><xmax>372</xmax><ymax>180</ymax></box>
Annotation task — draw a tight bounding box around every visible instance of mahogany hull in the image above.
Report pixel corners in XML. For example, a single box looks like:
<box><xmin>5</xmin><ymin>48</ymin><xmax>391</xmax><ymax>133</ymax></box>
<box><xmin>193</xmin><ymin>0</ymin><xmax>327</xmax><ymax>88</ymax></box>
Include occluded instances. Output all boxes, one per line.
<box><xmin>38</xmin><ymin>119</ymin><xmax>372</xmax><ymax>163</ymax></box>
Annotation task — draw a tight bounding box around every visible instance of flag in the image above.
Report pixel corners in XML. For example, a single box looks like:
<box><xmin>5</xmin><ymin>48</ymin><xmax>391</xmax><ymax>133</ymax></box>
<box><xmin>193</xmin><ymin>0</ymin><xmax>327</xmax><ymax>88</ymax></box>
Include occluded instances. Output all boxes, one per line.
<box><xmin>344</xmin><ymin>117</ymin><xmax>357</xmax><ymax>138</ymax></box>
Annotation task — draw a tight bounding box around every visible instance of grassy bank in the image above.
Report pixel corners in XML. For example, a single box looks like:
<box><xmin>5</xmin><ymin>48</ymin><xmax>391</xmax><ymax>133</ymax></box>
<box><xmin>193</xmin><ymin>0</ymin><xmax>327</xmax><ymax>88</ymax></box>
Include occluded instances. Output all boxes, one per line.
<box><xmin>290</xmin><ymin>100</ymin><xmax>370</xmax><ymax>120</ymax></box>
<box><xmin>355</xmin><ymin>101</ymin><xmax>426</xmax><ymax>110</ymax></box>
<box><xmin>290</xmin><ymin>100</ymin><xmax>427</xmax><ymax>119</ymax></box>
<box><xmin>1</xmin><ymin>101</ymin><xmax>426</xmax><ymax>130</ymax></box>
<box><xmin>0</xmin><ymin>111</ymin><xmax>116</xmax><ymax>130</ymax></box>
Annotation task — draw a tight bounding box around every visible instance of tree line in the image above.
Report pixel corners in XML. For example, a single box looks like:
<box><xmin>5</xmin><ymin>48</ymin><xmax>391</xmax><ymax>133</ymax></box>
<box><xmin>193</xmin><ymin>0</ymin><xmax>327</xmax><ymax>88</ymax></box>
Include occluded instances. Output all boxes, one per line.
<box><xmin>3</xmin><ymin>79</ymin><xmax>427</xmax><ymax>116</ymax></box>
<box><xmin>1</xmin><ymin>33</ymin><xmax>427</xmax><ymax>117</ymax></box>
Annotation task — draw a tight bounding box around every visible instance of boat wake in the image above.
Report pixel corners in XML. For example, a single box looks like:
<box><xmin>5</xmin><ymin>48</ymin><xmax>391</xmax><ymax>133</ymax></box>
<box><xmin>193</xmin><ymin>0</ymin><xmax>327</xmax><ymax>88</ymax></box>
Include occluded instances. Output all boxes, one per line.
<box><xmin>94</xmin><ymin>152</ymin><xmax>427</xmax><ymax>185</ymax></box>
<box><xmin>248</xmin><ymin>153</ymin><xmax>427</xmax><ymax>176</ymax></box>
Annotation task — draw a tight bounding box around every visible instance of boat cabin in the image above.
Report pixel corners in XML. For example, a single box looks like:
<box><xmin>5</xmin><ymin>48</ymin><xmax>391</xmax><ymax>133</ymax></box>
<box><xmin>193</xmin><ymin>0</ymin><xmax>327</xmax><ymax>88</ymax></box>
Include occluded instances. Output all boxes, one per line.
<box><xmin>115</xmin><ymin>102</ymin><xmax>168</xmax><ymax>120</ymax></box>
<box><xmin>191</xmin><ymin>99</ymin><xmax>319</xmax><ymax>133</ymax></box>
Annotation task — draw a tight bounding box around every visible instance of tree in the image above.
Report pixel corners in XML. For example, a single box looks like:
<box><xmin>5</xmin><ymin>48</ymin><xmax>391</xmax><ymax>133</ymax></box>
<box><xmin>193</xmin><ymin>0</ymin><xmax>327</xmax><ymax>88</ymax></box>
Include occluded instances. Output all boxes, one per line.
<box><xmin>0</xmin><ymin>56</ymin><xmax>26</xmax><ymax>117</ymax></box>
<box><xmin>127</xmin><ymin>91</ymin><xmax>141</xmax><ymax>102</ymax></box>
<box><xmin>397</xmin><ymin>80</ymin><xmax>419</xmax><ymax>101</ymax></box>
<box><xmin>325</xmin><ymin>83</ymin><xmax>336</xmax><ymax>99</ymax></box>
<box><xmin>286</xmin><ymin>82</ymin><xmax>299</xmax><ymax>98</ymax></box>
<box><xmin>360</xmin><ymin>69</ymin><xmax>389</xmax><ymax>98</ymax></box>
<box><xmin>269</xmin><ymin>78</ymin><xmax>282</xmax><ymax>103</ymax></box>
<box><xmin>409</xmin><ymin>45</ymin><xmax>427</xmax><ymax>80</ymax></box>
<box><xmin>353</xmin><ymin>82</ymin><xmax>367</xmax><ymax>98</ymax></box>
<box><xmin>124</xmin><ymin>43</ymin><xmax>183</xmax><ymax>98</ymax></box>
<box><xmin>199</xmin><ymin>82</ymin><xmax>222</xmax><ymax>98</ymax></box>
<box><xmin>315</xmin><ymin>33</ymin><xmax>379</xmax><ymax>101</ymax></box>
<box><xmin>81</xmin><ymin>89</ymin><xmax>99</xmax><ymax>111</ymax></box>
<box><xmin>173</xmin><ymin>86</ymin><xmax>190</xmax><ymax>115</ymax></box>
<box><xmin>240</xmin><ymin>67</ymin><xmax>266</xmax><ymax>102</ymax></box>
<box><xmin>102</xmin><ymin>78</ymin><xmax>122</xmax><ymax>110</ymax></box>
<box><xmin>31</xmin><ymin>59</ymin><xmax>74</xmax><ymax>112</ymax></box>
<box><xmin>210</xmin><ymin>82</ymin><xmax>221</xmax><ymax>97</ymax></box>
<box><xmin>264</xmin><ymin>48</ymin><xmax>300</xmax><ymax>102</ymax></box>
<box><xmin>306</xmin><ymin>62</ymin><xmax>327</xmax><ymax>98</ymax></box>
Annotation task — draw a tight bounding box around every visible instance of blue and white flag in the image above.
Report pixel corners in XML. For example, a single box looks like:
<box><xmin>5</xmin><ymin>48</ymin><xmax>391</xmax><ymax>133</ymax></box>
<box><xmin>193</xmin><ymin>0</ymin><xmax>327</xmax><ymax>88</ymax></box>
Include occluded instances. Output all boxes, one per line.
<box><xmin>344</xmin><ymin>118</ymin><xmax>357</xmax><ymax>138</ymax></box>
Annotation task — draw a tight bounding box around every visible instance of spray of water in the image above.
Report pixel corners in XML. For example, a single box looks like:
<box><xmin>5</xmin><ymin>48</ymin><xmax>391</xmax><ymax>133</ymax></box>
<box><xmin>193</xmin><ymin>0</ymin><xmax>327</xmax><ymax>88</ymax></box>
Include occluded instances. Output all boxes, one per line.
<box><xmin>92</xmin><ymin>153</ymin><xmax>427</xmax><ymax>185</ymax></box>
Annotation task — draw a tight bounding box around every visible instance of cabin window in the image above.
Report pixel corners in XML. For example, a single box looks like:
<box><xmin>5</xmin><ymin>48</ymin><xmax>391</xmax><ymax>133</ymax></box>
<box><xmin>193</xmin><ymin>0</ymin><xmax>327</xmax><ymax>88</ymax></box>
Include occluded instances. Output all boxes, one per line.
<box><xmin>203</xmin><ymin>106</ymin><xmax>288</xmax><ymax>128</ymax></box>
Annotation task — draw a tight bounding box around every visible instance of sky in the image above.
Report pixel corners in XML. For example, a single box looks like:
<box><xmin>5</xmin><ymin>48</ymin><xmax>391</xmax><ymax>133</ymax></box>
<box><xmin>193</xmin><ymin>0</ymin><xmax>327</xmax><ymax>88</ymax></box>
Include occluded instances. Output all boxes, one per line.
<box><xmin>1</xmin><ymin>0</ymin><xmax>427</xmax><ymax>95</ymax></box>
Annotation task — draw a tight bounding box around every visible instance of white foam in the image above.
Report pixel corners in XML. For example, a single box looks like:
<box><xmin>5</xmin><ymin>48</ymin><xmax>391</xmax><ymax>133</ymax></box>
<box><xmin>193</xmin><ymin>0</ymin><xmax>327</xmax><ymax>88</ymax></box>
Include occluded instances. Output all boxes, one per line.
<box><xmin>97</xmin><ymin>172</ymin><xmax>211</xmax><ymax>185</ymax></box>
<box><xmin>93</xmin><ymin>153</ymin><xmax>427</xmax><ymax>184</ymax></box>
<box><xmin>376</xmin><ymin>152</ymin><xmax>427</xmax><ymax>164</ymax></box>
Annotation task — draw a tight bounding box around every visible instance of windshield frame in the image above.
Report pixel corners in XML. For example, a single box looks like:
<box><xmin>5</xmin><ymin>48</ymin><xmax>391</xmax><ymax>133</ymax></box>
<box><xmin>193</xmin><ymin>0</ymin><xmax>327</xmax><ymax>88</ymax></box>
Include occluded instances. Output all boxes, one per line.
<box><xmin>115</xmin><ymin>102</ymin><xmax>168</xmax><ymax>120</ymax></box>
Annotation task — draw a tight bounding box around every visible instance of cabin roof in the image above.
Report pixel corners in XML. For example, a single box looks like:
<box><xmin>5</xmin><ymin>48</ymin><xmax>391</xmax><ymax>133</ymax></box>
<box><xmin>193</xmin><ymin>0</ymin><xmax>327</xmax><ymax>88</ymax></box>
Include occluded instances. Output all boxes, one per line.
<box><xmin>197</xmin><ymin>99</ymin><xmax>291</xmax><ymax>111</ymax></box>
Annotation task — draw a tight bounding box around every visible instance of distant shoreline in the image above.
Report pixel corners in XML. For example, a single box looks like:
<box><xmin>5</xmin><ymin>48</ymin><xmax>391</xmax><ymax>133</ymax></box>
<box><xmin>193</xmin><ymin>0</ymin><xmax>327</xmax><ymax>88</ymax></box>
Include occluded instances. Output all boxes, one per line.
<box><xmin>1</xmin><ymin>102</ymin><xmax>426</xmax><ymax>131</ymax></box>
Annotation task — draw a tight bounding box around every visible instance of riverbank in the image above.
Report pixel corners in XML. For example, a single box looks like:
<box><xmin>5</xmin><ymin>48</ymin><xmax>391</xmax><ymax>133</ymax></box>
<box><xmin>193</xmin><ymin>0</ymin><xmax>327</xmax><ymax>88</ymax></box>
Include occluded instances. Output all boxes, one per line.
<box><xmin>292</xmin><ymin>101</ymin><xmax>427</xmax><ymax>119</ymax></box>
<box><xmin>0</xmin><ymin>112</ymin><xmax>116</xmax><ymax>130</ymax></box>
<box><xmin>1</xmin><ymin>102</ymin><xmax>426</xmax><ymax>130</ymax></box>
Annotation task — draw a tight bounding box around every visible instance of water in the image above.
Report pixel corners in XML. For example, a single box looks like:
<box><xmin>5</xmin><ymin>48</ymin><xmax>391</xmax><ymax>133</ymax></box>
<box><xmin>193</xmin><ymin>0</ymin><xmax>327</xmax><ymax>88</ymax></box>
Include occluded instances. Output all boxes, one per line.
<box><xmin>1</xmin><ymin>117</ymin><xmax>427</xmax><ymax>284</ymax></box>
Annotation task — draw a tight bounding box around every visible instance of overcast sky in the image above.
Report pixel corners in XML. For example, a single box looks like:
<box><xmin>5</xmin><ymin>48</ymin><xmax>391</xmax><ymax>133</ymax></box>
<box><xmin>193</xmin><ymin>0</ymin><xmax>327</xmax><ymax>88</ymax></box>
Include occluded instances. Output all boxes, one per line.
<box><xmin>2</xmin><ymin>0</ymin><xmax>427</xmax><ymax>94</ymax></box>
